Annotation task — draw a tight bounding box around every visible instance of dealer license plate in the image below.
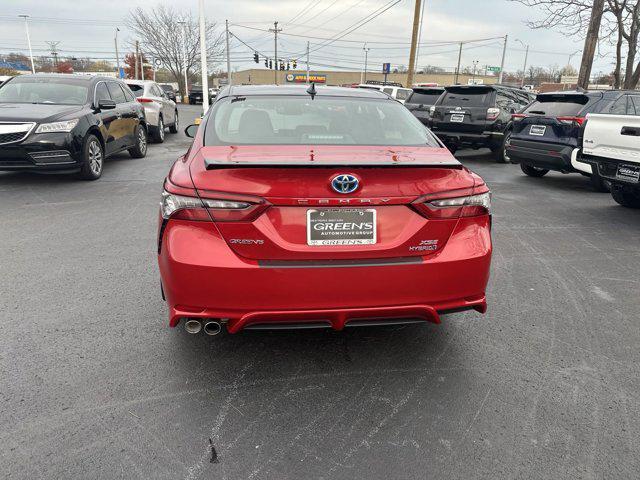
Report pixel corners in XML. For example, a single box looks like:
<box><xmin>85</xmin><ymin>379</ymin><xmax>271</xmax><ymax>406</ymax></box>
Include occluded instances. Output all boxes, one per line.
<box><xmin>529</xmin><ymin>125</ymin><xmax>546</xmax><ymax>136</ymax></box>
<box><xmin>307</xmin><ymin>209</ymin><xmax>376</xmax><ymax>246</ymax></box>
<box><xmin>616</xmin><ymin>164</ymin><xmax>640</xmax><ymax>183</ymax></box>
<box><xmin>449</xmin><ymin>113</ymin><xmax>465</xmax><ymax>123</ymax></box>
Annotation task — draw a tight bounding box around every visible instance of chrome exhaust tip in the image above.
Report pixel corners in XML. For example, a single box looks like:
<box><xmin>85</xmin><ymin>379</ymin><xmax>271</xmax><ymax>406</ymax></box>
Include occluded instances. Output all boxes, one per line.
<box><xmin>184</xmin><ymin>319</ymin><xmax>202</xmax><ymax>334</ymax></box>
<box><xmin>203</xmin><ymin>320</ymin><xmax>222</xmax><ymax>336</ymax></box>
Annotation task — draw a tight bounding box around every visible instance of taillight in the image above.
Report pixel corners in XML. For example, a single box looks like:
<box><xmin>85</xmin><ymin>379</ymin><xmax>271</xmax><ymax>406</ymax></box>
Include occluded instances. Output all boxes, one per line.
<box><xmin>137</xmin><ymin>98</ymin><xmax>154</xmax><ymax>103</ymax></box>
<box><xmin>160</xmin><ymin>189</ymin><xmax>267</xmax><ymax>222</ymax></box>
<box><xmin>557</xmin><ymin>116</ymin><xmax>584</xmax><ymax>126</ymax></box>
<box><xmin>511</xmin><ymin>113</ymin><xmax>527</xmax><ymax>121</ymax></box>
<box><xmin>486</xmin><ymin>107</ymin><xmax>500</xmax><ymax>120</ymax></box>
<box><xmin>413</xmin><ymin>190</ymin><xmax>491</xmax><ymax>219</ymax></box>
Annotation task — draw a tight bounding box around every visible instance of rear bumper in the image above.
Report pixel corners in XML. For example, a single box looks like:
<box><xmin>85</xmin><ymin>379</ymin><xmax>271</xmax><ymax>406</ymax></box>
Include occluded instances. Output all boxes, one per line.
<box><xmin>158</xmin><ymin>216</ymin><xmax>492</xmax><ymax>332</ymax></box>
<box><xmin>507</xmin><ymin>139</ymin><xmax>575</xmax><ymax>172</ymax></box>
<box><xmin>590</xmin><ymin>156</ymin><xmax>640</xmax><ymax>188</ymax></box>
<box><xmin>430</xmin><ymin>129</ymin><xmax>502</xmax><ymax>147</ymax></box>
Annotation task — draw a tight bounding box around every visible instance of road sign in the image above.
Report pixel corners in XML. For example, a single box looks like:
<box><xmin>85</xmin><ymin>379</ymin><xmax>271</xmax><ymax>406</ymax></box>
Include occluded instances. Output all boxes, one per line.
<box><xmin>382</xmin><ymin>63</ymin><xmax>391</xmax><ymax>74</ymax></box>
<box><xmin>487</xmin><ymin>66</ymin><xmax>501</xmax><ymax>72</ymax></box>
<box><xmin>118</xmin><ymin>67</ymin><xmax>125</xmax><ymax>79</ymax></box>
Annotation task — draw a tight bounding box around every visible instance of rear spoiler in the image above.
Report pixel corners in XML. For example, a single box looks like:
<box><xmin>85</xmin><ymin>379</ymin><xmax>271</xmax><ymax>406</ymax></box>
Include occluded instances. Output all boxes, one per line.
<box><xmin>204</xmin><ymin>157</ymin><xmax>462</xmax><ymax>170</ymax></box>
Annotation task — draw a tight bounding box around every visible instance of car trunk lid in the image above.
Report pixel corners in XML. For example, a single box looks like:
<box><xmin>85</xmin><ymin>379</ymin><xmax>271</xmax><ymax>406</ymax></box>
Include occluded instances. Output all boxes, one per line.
<box><xmin>188</xmin><ymin>145</ymin><xmax>480</xmax><ymax>261</ymax></box>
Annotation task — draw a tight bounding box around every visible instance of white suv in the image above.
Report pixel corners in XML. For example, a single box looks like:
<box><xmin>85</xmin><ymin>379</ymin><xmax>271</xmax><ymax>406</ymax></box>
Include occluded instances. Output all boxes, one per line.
<box><xmin>125</xmin><ymin>80</ymin><xmax>178</xmax><ymax>143</ymax></box>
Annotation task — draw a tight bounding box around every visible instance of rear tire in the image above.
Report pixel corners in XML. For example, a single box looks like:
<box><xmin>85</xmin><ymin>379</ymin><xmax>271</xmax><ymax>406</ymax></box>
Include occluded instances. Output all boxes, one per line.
<box><xmin>128</xmin><ymin>125</ymin><xmax>148</xmax><ymax>158</ymax></box>
<box><xmin>152</xmin><ymin>117</ymin><xmax>165</xmax><ymax>143</ymax></box>
<box><xmin>589</xmin><ymin>174</ymin><xmax>611</xmax><ymax>192</ymax></box>
<box><xmin>169</xmin><ymin>111</ymin><xmax>178</xmax><ymax>134</ymax></box>
<box><xmin>78</xmin><ymin>134</ymin><xmax>104</xmax><ymax>181</ymax></box>
<box><xmin>521</xmin><ymin>163</ymin><xmax>549</xmax><ymax>177</ymax></box>
<box><xmin>493</xmin><ymin>132</ymin><xmax>510</xmax><ymax>164</ymax></box>
<box><xmin>611</xmin><ymin>185</ymin><xmax>640</xmax><ymax>208</ymax></box>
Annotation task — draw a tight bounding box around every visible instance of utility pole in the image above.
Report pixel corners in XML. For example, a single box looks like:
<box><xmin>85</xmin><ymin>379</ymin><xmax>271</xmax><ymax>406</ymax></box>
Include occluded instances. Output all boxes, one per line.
<box><xmin>363</xmin><ymin>44</ymin><xmax>370</xmax><ymax>83</ymax></box>
<box><xmin>406</xmin><ymin>0</ymin><xmax>422</xmax><ymax>87</ymax></box>
<box><xmin>198</xmin><ymin>0</ymin><xmax>210</xmax><ymax>113</ymax></box>
<box><xmin>454</xmin><ymin>42</ymin><xmax>463</xmax><ymax>84</ymax></box>
<box><xmin>225</xmin><ymin>20</ymin><xmax>232</xmax><ymax>86</ymax></box>
<box><xmin>269</xmin><ymin>21</ymin><xmax>282</xmax><ymax>85</ymax></box>
<box><xmin>515</xmin><ymin>39</ymin><xmax>529</xmax><ymax>87</ymax></box>
<box><xmin>135</xmin><ymin>40</ymin><xmax>140</xmax><ymax>80</ymax></box>
<box><xmin>306</xmin><ymin>41</ymin><xmax>311</xmax><ymax>83</ymax></box>
<box><xmin>521</xmin><ymin>45</ymin><xmax>529</xmax><ymax>87</ymax></box>
<box><xmin>498</xmin><ymin>34</ymin><xmax>507</xmax><ymax>83</ymax></box>
<box><xmin>578</xmin><ymin>0</ymin><xmax>604</xmax><ymax>89</ymax></box>
<box><xmin>46</xmin><ymin>41</ymin><xmax>60</xmax><ymax>69</ymax></box>
<box><xmin>18</xmin><ymin>15</ymin><xmax>35</xmax><ymax>74</ymax></box>
<box><xmin>114</xmin><ymin>28</ymin><xmax>121</xmax><ymax>78</ymax></box>
<box><xmin>472</xmin><ymin>60</ymin><xmax>478</xmax><ymax>84</ymax></box>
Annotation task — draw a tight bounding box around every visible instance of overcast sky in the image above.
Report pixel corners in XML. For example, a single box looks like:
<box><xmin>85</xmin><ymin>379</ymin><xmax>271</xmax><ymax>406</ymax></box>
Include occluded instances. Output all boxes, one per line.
<box><xmin>0</xmin><ymin>0</ymin><xmax>616</xmax><ymax>75</ymax></box>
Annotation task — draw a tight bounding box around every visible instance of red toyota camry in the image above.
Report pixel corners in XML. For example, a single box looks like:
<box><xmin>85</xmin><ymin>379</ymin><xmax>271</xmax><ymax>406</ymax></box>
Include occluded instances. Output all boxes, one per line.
<box><xmin>157</xmin><ymin>85</ymin><xmax>492</xmax><ymax>335</ymax></box>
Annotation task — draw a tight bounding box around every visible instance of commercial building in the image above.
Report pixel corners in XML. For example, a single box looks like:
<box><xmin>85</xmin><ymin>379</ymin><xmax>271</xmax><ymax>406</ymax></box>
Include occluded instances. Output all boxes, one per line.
<box><xmin>228</xmin><ymin>68</ymin><xmax>499</xmax><ymax>87</ymax></box>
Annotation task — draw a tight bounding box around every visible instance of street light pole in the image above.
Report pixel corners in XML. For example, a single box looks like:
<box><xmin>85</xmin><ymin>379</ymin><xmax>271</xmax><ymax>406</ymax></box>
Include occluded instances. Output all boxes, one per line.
<box><xmin>198</xmin><ymin>0</ymin><xmax>209</xmax><ymax>113</ymax></box>
<box><xmin>18</xmin><ymin>15</ymin><xmax>35</xmax><ymax>74</ymax></box>
<box><xmin>363</xmin><ymin>44</ymin><xmax>370</xmax><ymax>83</ymax></box>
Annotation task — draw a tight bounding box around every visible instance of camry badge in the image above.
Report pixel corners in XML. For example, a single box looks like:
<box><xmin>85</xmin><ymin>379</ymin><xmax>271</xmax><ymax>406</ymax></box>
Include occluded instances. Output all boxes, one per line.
<box><xmin>331</xmin><ymin>174</ymin><xmax>359</xmax><ymax>194</ymax></box>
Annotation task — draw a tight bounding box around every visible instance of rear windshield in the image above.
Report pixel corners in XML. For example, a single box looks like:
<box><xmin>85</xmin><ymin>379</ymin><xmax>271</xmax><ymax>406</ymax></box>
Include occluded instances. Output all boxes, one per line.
<box><xmin>205</xmin><ymin>95</ymin><xmax>440</xmax><ymax>147</ymax></box>
<box><xmin>0</xmin><ymin>77</ymin><xmax>89</xmax><ymax>105</ymax></box>
<box><xmin>406</xmin><ymin>90</ymin><xmax>443</xmax><ymax>104</ymax></box>
<box><xmin>523</xmin><ymin>94</ymin><xmax>590</xmax><ymax>116</ymax></box>
<box><xmin>439</xmin><ymin>88</ymin><xmax>493</xmax><ymax>107</ymax></box>
<box><xmin>126</xmin><ymin>84</ymin><xmax>144</xmax><ymax>97</ymax></box>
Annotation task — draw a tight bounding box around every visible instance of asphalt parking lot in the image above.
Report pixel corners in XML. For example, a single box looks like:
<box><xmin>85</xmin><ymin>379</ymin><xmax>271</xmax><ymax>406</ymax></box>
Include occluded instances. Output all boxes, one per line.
<box><xmin>1</xmin><ymin>103</ymin><xmax>639</xmax><ymax>480</ymax></box>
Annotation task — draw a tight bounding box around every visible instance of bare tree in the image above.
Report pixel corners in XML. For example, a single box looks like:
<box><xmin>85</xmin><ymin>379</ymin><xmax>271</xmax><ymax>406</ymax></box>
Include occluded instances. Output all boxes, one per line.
<box><xmin>510</xmin><ymin>0</ymin><xmax>605</xmax><ymax>88</ymax></box>
<box><xmin>126</xmin><ymin>5</ymin><xmax>223</xmax><ymax>97</ymax></box>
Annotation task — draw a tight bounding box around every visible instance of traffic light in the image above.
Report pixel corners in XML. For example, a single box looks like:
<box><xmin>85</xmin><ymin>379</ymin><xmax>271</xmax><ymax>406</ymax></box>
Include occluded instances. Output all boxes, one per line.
<box><xmin>264</xmin><ymin>58</ymin><xmax>268</xmax><ymax>68</ymax></box>
<box><xmin>269</xmin><ymin>59</ymin><xmax>273</xmax><ymax>69</ymax></box>
<box><xmin>253</xmin><ymin>52</ymin><xmax>259</xmax><ymax>63</ymax></box>
<box><xmin>280</xmin><ymin>61</ymin><xmax>285</xmax><ymax>71</ymax></box>
<box><xmin>286</xmin><ymin>62</ymin><xmax>290</xmax><ymax>70</ymax></box>
<box><xmin>292</xmin><ymin>60</ymin><xmax>297</xmax><ymax>69</ymax></box>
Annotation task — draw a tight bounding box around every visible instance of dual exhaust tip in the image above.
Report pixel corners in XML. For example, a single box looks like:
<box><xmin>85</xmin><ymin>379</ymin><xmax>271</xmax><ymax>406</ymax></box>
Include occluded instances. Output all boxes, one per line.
<box><xmin>184</xmin><ymin>318</ymin><xmax>222</xmax><ymax>336</ymax></box>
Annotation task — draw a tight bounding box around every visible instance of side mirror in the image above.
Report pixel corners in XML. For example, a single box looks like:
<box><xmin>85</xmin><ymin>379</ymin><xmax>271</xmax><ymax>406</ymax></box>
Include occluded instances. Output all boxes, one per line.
<box><xmin>185</xmin><ymin>124</ymin><xmax>198</xmax><ymax>138</ymax></box>
<box><xmin>97</xmin><ymin>99</ymin><xmax>116</xmax><ymax>110</ymax></box>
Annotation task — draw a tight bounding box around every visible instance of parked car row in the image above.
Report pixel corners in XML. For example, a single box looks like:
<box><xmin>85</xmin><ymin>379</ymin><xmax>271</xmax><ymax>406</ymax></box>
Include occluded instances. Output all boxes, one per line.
<box><xmin>0</xmin><ymin>73</ymin><xmax>179</xmax><ymax>180</ymax></box>
<box><xmin>402</xmin><ymin>83</ymin><xmax>640</xmax><ymax>207</ymax></box>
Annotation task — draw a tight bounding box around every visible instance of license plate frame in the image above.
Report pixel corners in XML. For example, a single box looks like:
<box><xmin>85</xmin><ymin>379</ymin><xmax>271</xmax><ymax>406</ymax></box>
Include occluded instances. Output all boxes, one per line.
<box><xmin>449</xmin><ymin>113</ymin><xmax>465</xmax><ymax>123</ymax></box>
<box><xmin>616</xmin><ymin>163</ymin><xmax>640</xmax><ymax>183</ymax></box>
<box><xmin>529</xmin><ymin>125</ymin><xmax>546</xmax><ymax>136</ymax></box>
<box><xmin>307</xmin><ymin>209</ymin><xmax>377</xmax><ymax>246</ymax></box>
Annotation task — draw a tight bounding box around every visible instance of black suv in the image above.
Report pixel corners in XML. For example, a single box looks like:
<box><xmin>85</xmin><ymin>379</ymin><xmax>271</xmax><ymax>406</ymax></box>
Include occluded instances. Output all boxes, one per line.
<box><xmin>404</xmin><ymin>86</ymin><xmax>444</xmax><ymax>126</ymax></box>
<box><xmin>0</xmin><ymin>74</ymin><xmax>148</xmax><ymax>180</ymax></box>
<box><xmin>506</xmin><ymin>90</ymin><xmax>637</xmax><ymax>191</ymax></box>
<box><xmin>159</xmin><ymin>84</ymin><xmax>177</xmax><ymax>102</ymax></box>
<box><xmin>429</xmin><ymin>84</ymin><xmax>535</xmax><ymax>161</ymax></box>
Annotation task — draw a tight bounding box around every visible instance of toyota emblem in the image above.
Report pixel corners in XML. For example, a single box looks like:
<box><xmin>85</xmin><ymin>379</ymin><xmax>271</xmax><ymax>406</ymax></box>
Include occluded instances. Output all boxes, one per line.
<box><xmin>331</xmin><ymin>174</ymin><xmax>359</xmax><ymax>194</ymax></box>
